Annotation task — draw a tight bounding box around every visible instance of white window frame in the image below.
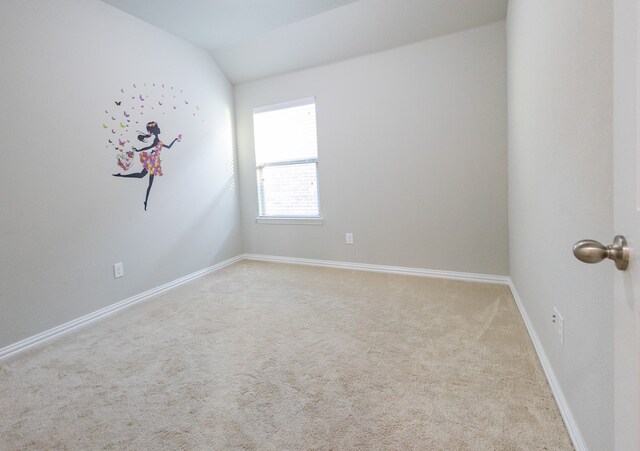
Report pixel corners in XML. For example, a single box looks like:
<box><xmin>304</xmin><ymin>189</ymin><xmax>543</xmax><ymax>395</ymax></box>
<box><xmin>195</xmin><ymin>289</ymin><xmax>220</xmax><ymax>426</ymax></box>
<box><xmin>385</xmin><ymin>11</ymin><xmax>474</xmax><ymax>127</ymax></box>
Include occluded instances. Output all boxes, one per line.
<box><xmin>253</xmin><ymin>97</ymin><xmax>323</xmax><ymax>225</ymax></box>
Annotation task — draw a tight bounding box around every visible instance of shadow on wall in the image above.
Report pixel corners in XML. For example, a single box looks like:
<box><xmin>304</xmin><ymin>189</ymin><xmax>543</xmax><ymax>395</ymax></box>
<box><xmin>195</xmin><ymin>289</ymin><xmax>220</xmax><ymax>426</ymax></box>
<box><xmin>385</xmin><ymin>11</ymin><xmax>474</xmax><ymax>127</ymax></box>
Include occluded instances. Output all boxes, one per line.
<box><xmin>122</xmin><ymin>94</ymin><xmax>239</xmax><ymax>288</ymax></box>
<box><xmin>141</xmin><ymin>171</ymin><xmax>240</xmax><ymax>286</ymax></box>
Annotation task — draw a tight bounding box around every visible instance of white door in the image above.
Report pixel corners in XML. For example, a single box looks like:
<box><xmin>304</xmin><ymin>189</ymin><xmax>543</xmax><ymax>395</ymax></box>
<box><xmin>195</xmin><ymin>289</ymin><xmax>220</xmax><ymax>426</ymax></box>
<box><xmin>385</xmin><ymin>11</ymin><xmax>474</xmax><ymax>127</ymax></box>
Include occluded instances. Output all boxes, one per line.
<box><xmin>614</xmin><ymin>0</ymin><xmax>640</xmax><ymax>449</ymax></box>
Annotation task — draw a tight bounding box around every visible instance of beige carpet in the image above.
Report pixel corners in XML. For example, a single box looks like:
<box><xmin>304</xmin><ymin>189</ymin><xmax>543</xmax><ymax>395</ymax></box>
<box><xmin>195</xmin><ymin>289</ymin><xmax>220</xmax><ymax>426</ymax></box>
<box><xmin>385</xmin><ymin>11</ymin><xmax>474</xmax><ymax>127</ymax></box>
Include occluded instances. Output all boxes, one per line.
<box><xmin>0</xmin><ymin>261</ymin><xmax>572</xmax><ymax>450</ymax></box>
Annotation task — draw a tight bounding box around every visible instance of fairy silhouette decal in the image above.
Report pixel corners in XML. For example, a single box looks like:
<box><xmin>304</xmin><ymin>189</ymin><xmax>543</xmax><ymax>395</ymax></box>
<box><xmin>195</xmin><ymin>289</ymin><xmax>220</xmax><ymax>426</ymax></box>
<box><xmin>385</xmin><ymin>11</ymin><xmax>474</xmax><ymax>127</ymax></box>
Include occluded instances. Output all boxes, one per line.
<box><xmin>113</xmin><ymin>121</ymin><xmax>182</xmax><ymax>210</ymax></box>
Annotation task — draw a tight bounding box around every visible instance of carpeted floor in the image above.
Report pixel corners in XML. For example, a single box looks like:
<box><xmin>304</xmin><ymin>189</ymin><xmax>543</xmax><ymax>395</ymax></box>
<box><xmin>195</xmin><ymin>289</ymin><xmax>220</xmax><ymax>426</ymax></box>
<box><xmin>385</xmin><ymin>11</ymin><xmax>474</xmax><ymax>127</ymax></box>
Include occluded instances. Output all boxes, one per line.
<box><xmin>0</xmin><ymin>261</ymin><xmax>572</xmax><ymax>450</ymax></box>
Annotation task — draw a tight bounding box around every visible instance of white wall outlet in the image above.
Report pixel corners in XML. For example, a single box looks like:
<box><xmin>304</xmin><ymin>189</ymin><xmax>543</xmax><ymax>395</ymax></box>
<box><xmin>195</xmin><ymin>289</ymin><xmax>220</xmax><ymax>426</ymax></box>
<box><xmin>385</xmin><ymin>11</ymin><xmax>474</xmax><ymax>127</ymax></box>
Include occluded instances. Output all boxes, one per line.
<box><xmin>557</xmin><ymin>312</ymin><xmax>564</xmax><ymax>347</ymax></box>
<box><xmin>345</xmin><ymin>232</ymin><xmax>354</xmax><ymax>245</ymax></box>
<box><xmin>114</xmin><ymin>262</ymin><xmax>124</xmax><ymax>279</ymax></box>
<box><xmin>553</xmin><ymin>307</ymin><xmax>564</xmax><ymax>347</ymax></box>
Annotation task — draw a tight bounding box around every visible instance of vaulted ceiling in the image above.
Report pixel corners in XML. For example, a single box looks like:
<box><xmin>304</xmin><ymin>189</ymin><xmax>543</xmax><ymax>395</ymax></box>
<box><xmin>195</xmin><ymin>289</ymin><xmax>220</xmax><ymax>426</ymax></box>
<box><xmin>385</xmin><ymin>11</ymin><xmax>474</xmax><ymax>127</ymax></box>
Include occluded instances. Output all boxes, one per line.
<box><xmin>101</xmin><ymin>0</ymin><xmax>508</xmax><ymax>84</ymax></box>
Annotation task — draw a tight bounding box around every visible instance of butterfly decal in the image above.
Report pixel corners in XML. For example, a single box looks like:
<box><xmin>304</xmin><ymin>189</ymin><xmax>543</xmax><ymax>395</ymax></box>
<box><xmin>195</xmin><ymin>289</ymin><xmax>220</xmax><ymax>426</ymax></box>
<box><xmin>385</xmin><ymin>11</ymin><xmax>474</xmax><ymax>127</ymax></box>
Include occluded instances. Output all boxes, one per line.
<box><xmin>158</xmin><ymin>101</ymin><xmax>163</xmax><ymax>105</ymax></box>
<box><xmin>118</xmin><ymin>139</ymin><xmax>126</xmax><ymax>146</ymax></box>
<box><xmin>120</xmin><ymin>122</ymin><xmax>126</xmax><ymax>128</ymax></box>
<box><xmin>120</xmin><ymin>88</ymin><xmax>124</xmax><ymax>93</ymax></box>
<box><xmin>111</xmin><ymin>116</ymin><xmax>116</xmax><ymax>120</ymax></box>
<box><xmin>185</xmin><ymin>100</ymin><xmax>189</xmax><ymax>104</ymax></box>
<box><xmin>115</xmin><ymin>101</ymin><xmax>121</xmax><ymax>106</ymax></box>
<box><xmin>133</xmin><ymin>83</ymin><xmax>137</xmax><ymax>88</ymax></box>
<box><xmin>124</xmin><ymin>111</ymin><xmax>130</xmax><ymax>117</ymax></box>
<box><xmin>111</xmin><ymin>129</ymin><xmax>116</xmax><ymax>134</ymax></box>
<box><xmin>102</xmin><ymin>124</ymin><xmax>108</xmax><ymax>128</ymax></box>
<box><xmin>139</xmin><ymin>95</ymin><xmax>144</xmax><ymax>101</ymax></box>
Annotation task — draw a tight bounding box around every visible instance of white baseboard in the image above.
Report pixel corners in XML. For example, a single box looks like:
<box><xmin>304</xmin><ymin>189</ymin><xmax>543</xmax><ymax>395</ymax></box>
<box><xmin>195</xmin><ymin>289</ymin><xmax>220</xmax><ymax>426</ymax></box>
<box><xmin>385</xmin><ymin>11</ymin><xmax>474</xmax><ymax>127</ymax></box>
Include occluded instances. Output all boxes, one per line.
<box><xmin>508</xmin><ymin>281</ymin><xmax>588</xmax><ymax>451</ymax></box>
<box><xmin>0</xmin><ymin>255</ymin><xmax>244</xmax><ymax>361</ymax></box>
<box><xmin>0</xmin><ymin>254</ymin><xmax>507</xmax><ymax>362</ymax></box>
<box><xmin>243</xmin><ymin>253</ymin><xmax>511</xmax><ymax>285</ymax></box>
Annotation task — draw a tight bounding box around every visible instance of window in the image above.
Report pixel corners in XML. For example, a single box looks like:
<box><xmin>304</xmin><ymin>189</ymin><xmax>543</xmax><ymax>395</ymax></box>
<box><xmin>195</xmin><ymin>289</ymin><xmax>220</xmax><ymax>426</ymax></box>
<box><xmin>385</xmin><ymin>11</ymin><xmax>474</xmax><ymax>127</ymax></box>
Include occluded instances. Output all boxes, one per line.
<box><xmin>253</xmin><ymin>97</ymin><xmax>321</xmax><ymax>222</ymax></box>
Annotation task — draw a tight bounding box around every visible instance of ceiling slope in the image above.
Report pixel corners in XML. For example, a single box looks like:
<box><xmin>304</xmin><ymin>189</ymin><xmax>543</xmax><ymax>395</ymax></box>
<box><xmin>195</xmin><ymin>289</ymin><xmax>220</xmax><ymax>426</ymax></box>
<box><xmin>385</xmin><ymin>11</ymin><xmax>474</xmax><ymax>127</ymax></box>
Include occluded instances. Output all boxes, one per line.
<box><xmin>101</xmin><ymin>0</ymin><xmax>507</xmax><ymax>85</ymax></box>
<box><xmin>100</xmin><ymin>0</ymin><xmax>358</xmax><ymax>50</ymax></box>
<box><xmin>214</xmin><ymin>0</ymin><xmax>507</xmax><ymax>84</ymax></box>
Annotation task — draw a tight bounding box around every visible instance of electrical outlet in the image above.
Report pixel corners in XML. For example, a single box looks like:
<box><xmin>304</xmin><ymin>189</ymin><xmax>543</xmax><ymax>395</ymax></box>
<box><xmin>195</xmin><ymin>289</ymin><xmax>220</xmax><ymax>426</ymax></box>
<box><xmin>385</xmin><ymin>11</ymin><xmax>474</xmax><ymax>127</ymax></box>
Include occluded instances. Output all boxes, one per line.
<box><xmin>557</xmin><ymin>312</ymin><xmax>564</xmax><ymax>347</ymax></box>
<box><xmin>114</xmin><ymin>262</ymin><xmax>124</xmax><ymax>279</ymax></box>
<box><xmin>553</xmin><ymin>307</ymin><xmax>564</xmax><ymax>347</ymax></box>
<box><xmin>345</xmin><ymin>232</ymin><xmax>354</xmax><ymax>245</ymax></box>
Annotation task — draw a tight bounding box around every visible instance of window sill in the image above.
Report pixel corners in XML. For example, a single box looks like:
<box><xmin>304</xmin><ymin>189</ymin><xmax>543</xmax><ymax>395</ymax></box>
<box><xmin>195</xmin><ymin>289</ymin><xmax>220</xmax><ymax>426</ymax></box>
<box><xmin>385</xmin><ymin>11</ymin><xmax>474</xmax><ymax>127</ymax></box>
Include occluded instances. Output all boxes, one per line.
<box><xmin>256</xmin><ymin>216</ymin><xmax>324</xmax><ymax>225</ymax></box>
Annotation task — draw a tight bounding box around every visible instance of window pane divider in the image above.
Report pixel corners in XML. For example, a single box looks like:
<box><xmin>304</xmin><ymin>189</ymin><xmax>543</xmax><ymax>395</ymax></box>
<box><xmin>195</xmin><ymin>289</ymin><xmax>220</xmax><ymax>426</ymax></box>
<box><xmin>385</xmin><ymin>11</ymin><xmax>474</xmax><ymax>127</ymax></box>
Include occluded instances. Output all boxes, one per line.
<box><xmin>256</xmin><ymin>158</ymin><xmax>318</xmax><ymax>169</ymax></box>
<box><xmin>255</xmin><ymin>216</ymin><xmax>324</xmax><ymax>225</ymax></box>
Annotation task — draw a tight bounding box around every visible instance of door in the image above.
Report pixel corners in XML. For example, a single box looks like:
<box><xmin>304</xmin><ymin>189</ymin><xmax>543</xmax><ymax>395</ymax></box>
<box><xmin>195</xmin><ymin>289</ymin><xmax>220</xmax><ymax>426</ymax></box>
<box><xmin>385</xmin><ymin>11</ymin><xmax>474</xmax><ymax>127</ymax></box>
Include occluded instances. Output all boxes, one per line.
<box><xmin>614</xmin><ymin>0</ymin><xmax>640</xmax><ymax>449</ymax></box>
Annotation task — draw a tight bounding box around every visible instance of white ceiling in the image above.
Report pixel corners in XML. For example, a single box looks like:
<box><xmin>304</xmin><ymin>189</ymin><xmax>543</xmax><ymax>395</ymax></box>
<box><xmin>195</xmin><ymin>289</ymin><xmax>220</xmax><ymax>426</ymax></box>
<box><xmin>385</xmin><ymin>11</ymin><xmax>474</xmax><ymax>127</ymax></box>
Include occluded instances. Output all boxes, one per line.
<box><xmin>101</xmin><ymin>0</ymin><xmax>508</xmax><ymax>85</ymax></box>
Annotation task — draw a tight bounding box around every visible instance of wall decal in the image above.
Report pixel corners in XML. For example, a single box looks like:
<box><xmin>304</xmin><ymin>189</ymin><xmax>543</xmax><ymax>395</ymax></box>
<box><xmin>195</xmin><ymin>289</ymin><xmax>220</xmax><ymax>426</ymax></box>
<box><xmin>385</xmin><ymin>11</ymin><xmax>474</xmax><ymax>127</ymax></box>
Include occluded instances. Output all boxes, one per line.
<box><xmin>104</xmin><ymin>82</ymin><xmax>204</xmax><ymax>211</ymax></box>
<box><xmin>113</xmin><ymin>122</ymin><xmax>181</xmax><ymax>210</ymax></box>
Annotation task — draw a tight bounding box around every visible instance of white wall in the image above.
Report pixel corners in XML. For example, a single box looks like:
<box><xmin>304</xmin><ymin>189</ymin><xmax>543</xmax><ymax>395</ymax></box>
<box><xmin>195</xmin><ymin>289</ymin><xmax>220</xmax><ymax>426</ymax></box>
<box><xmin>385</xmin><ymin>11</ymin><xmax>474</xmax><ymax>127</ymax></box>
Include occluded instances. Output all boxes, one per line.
<box><xmin>0</xmin><ymin>0</ymin><xmax>243</xmax><ymax>349</ymax></box>
<box><xmin>507</xmin><ymin>2</ymin><xmax>613</xmax><ymax>449</ymax></box>
<box><xmin>235</xmin><ymin>22</ymin><xmax>508</xmax><ymax>276</ymax></box>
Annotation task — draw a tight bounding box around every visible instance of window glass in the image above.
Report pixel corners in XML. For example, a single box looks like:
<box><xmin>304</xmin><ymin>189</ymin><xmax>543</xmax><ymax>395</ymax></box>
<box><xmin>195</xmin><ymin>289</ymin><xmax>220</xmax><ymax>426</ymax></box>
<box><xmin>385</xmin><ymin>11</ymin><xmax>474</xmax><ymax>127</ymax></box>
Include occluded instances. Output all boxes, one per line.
<box><xmin>253</xmin><ymin>98</ymin><xmax>320</xmax><ymax>218</ymax></box>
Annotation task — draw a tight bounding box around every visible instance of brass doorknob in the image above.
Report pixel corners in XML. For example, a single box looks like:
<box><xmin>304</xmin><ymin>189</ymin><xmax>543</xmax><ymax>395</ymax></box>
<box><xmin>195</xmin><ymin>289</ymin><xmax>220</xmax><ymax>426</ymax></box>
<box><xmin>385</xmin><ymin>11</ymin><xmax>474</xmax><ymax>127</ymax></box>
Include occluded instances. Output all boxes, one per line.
<box><xmin>572</xmin><ymin>235</ymin><xmax>629</xmax><ymax>271</ymax></box>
